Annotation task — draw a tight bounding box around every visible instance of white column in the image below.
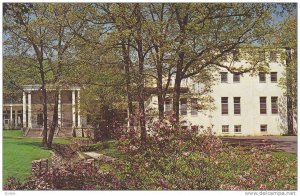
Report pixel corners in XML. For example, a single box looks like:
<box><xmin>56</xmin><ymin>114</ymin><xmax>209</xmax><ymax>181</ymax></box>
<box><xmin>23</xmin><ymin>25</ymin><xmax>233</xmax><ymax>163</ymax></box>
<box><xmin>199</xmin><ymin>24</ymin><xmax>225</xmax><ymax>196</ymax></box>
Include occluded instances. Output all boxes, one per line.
<box><xmin>58</xmin><ymin>90</ymin><xmax>61</xmax><ymax>127</ymax></box>
<box><xmin>72</xmin><ymin>90</ymin><xmax>76</xmax><ymax>128</ymax></box>
<box><xmin>15</xmin><ymin>109</ymin><xmax>18</xmax><ymax>128</ymax></box>
<box><xmin>10</xmin><ymin>105</ymin><xmax>13</xmax><ymax>128</ymax></box>
<box><xmin>28</xmin><ymin>92</ymin><xmax>32</xmax><ymax>128</ymax></box>
<box><xmin>77</xmin><ymin>90</ymin><xmax>81</xmax><ymax>128</ymax></box>
<box><xmin>23</xmin><ymin>92</ymin><xmax>26</xmax><ymax>128</ymax></box>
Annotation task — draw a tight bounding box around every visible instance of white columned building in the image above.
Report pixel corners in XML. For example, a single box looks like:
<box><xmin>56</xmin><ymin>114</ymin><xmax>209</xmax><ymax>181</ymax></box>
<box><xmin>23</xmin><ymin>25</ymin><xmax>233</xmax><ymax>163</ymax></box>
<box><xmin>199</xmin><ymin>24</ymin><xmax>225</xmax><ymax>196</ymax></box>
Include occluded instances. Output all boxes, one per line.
<box><xmin>27</xmin><ymin>92</ymin><xmax>32</xmax><ymax>128</ymax></box>
<box><xmin>10</xmin><ymin>104</ymin><xmax>13</xmax><ymax>128</ymax></box>
<box><xmin>72</xmin><ymin>89</ymin><xmax>76</xmax><ymax>128</ymax></box>
<box><xmin>58</xmin><ymin>90</ymin><xmax>62</xmax><ymax>128</ymax></box>
<box><xmin>21</xmin><ymin>85</ymin><xmax>82</xmax><ymax>131</ymax></box>
<box><xmin>23</xmin><ymin>91</ymin><xmax>26</xmax><ymax>128</ymax></box>
<box><xmin>77</xmin><ymin>90</ymin><xmax>81</xmax><ymax>128</ymax></box>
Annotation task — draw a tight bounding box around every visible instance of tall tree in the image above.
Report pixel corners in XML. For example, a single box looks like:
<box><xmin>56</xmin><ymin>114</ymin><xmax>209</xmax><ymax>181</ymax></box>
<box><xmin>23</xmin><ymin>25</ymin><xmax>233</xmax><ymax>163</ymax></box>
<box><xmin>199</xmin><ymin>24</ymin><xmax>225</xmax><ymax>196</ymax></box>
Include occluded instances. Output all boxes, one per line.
<box><xmin>169</xmin><ymin>3</ymin><xmax>273</xmax><ymax>123</ymax></box>
<box><xmin>4</xmin><ymin>3</ymin><xmax>51</xmax><ymax>146</ymax></box>
<box><xmin>275</xmin><ymin>5</ymin><xmax>297</xmax><ymax>134</ymax></box>
<box><xmin>146</xmin><ymin>3</ymin><xmax>176</xmax><ymax>120</ymax></box>
<box><xmin>4</xmin><ymin>3</ymin><xmax>85</xmax><ymax>148</ymax></box>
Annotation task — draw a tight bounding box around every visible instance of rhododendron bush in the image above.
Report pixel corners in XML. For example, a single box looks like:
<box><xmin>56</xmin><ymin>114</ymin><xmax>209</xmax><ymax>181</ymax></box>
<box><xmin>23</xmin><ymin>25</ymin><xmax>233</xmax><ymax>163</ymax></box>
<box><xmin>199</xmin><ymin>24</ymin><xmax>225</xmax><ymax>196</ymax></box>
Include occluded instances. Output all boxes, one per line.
<box><xmin>4</xmin><ymin>117</ymin><xmax>297</xmax><ymax>190</ymax></box>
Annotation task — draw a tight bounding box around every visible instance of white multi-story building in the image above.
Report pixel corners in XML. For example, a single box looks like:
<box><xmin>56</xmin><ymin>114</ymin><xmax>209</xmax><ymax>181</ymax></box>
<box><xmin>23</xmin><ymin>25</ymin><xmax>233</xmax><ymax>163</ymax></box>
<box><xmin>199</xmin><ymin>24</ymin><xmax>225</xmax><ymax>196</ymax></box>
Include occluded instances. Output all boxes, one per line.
<box><xmin>145</xmin><ymin>50</ymin><xmax>288</xmax><ymax>136</ymax></box>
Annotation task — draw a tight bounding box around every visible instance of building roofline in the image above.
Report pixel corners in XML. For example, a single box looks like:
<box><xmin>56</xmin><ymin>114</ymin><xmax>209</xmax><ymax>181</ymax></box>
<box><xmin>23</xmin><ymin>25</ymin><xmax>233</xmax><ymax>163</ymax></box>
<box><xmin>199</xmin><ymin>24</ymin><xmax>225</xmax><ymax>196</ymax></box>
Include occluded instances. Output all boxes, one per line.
<box><xmin>22</xmin><ymin>84</ymin><xmax>81</xmax><ymax>91</ymax></box>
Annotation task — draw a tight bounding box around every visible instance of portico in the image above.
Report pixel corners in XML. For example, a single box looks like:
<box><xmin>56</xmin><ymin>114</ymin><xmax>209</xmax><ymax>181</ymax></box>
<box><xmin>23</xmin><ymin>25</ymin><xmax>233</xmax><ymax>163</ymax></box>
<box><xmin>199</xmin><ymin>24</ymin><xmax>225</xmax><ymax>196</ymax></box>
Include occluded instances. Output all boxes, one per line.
<box><xmin>22</xmin><ymin>85</ymin><xmax>82</xmax><ymax>130</ymax></box>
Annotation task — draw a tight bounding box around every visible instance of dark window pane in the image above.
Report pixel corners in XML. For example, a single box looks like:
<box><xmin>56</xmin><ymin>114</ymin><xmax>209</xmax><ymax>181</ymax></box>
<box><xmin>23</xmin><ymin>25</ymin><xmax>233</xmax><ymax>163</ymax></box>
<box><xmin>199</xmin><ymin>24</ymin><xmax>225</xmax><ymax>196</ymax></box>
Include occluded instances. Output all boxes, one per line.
<box><xmin>180</xmin><ymin>98</ymin><xmax>187</xmax><ymax>115</ymax></box>
<box><xmin>222</xmin><ymin>125</ymin><xmax>229</xmax><ymax>133</ymax></box>
<box><xmin>165</xmin><ymin>99</ymin><xmax>172</xmax><ymax>112</ymax></box>
<box><xmin>221</xmin><ymin>97</ymin><xmax>228</xmax><ymax>114</ymax></box>
<box><xmin>259</xmin><ymin>72</ymin><xmax>266</xmax><ymax>82</ymax></box>
<box><xmin>233</xmin><ymin>74</ymin><xmax>240</xmax><ymax>82</ymax></box>
<box><xmin>260</xmin><ymin>124</ymin><xmax>267</xmax><ymax>132</ymax></box>
<box><xmin>234</xmin><ymin>97</ymin><xmax>241</xmax><ymax>114</ymax></box>
<box><xmin>234</xmin><ymin>125</ymin><xmax>241</xmax><ymax>132</ymax></box>
<box><xmin>271</xmin><ymin>97</ymin><xmax>278</xmax><ymax>114</ymax></box>
<box><xmin>191</xmin><ymin>98</ymin><xmax>198</xmax><ymax>116</ymax></box>
<box><xmin>220</xmin><ymin>72</ymin><xmax>228</xmax><ymax>83</ymax></box>
<box><xmin>271</xmin><ymin>72</ymin><xmax>277</xmax><ymax>83</ymax></box>
<box><xmin>260</xmin><ymin>97</ymin><xmax>267</xmax><ymax>114</ymax></box>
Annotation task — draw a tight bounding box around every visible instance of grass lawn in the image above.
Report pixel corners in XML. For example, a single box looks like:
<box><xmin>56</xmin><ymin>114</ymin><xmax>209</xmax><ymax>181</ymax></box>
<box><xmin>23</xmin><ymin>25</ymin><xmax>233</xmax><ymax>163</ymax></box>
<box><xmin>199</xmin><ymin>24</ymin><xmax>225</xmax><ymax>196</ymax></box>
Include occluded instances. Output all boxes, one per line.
<box><xmin>3</xmin><ymin>130</ymin><xmax>70</xmax><ymax>183</ymax></box>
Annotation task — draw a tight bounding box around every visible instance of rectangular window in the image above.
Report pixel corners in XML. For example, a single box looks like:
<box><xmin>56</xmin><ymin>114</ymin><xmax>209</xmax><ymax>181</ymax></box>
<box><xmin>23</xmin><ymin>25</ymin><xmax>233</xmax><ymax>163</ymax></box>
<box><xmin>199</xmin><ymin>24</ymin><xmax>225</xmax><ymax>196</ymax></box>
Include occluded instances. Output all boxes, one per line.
<box><xmin>271</xmin><ymin>72</ymin><xmax>277</xmax><ymax>83</ymax></box>
<box><xmin>191</xmin><ymin>98</ymin><xmax>198</xmax><ymax>116</ymax></box>
<box><xmin>234</xmin><ymin>97</ymin><xmax>241</xmax><ymax>115</ymax></box>
<box><xmin>271</xmin><ymin>97</ymin><xmax>278</xmax><ymax>114</ymax></box>
<box><xmin>270</xmin><ymin>51</ymin><xmax>277</xmax><ymax>62</ymax></box>
<box><xmin>220</xmin><ymin>72</ymin><xmax>228</xmax><ymax>83</ymax></box>
<box><xmin>260</xmin><ymin>124</ymin><xmax>267</xmax><ymax>132</ymax></box>
<box><xmin>221</xmin><ymin>97</ymin><xmax>228</xmax><ymax>115</ymax></box>
<box><xmin>234</xmin><ymin>125</ymin><xmax>241</xmax><ymax>133</ymax></box>
<box><xmin>222</xmin><ymin>125</ymin><xmax>229</xmax><ymax>133</ymax></box>
<box><xmin>259</xmin><ymin>72</ymin><xmax>266</xmax><ymax>83</ymax></box>
<box><xmin>164</xmin><ymin>99</ymin><xmax>172</xmax><ymax>113</ymax></box>
<box><xmin>233</xmin><ymin>74</ymin><xmax>240</xmax><ymax>83</ymax></box>
<box><xmin>180</xmin><ymin>98</ymin><xmax>187</xmax><ymax>115</ymax></box>
<box><xmin>260</xmin><ymin>97</ymin><xmax>267</xmax><ymax>114</ymax></box>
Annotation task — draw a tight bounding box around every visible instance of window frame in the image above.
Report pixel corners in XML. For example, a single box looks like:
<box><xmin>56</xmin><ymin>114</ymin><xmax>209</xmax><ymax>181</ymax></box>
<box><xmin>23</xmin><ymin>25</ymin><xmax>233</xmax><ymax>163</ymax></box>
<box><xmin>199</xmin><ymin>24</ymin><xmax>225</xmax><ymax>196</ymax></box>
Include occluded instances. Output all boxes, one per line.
<box><xmin>191</xmin><ymin>98</ymin><xmax>198</xmax><ymax>116</ymax></box>
<box><xmin>270</xmin><ymin>72</ymin><xmax>277</xmax><ymax>83</ymax></box>
<box><xmin>220</xmin><ymin>72</ymin><xmax>228</xmax><ymax>83</ymax></box>
<box><xmin>234</xmin><ymin>97</ymin><xmax>241</xmax><ymax>115</ymax></box>
<box><xmin>164</xmin><ymin>99</ymin><xmax>172</xmax><ymax>113</ymax></box>
<box><xmin>271</xmin><ymin>96</ymin><xmax>278</xmax><ymax>114</ymax></box>
<box><xmin>221</xmin><ymin>97</ymin><xmax>228</xmax><ymax>115</ymax></box>
<box><xmin>260</xmin><ymin>97</ymin><xmax>267</xmax><ymax>114</ymax></box>
<box><xmin>222</xmin><ymin>125</ymin><xmax>229</xmax><ymax>133</ymax></box>
<box><xmin>234</xmin><ymin>125</ymin><xmax>241</xmax><ymax>133</ymax></box>
<box><xmin>260</xmin><ymin>124</ymin><xmax>268</xmax><ymax>132</ymax></box>
<box><xmin>233</xmin><ymin>73</ymin><xmax>240</xmax><ymax>83</ymax></box>
<box><xmin>259</xmin><ymin>72</ymin><xmax>266</xmax><ymax>83</ymax></box>
<box><xmin>180</xmin><ymin>98</ymin><xmax>188</xmax><ymax>116</ymax></box>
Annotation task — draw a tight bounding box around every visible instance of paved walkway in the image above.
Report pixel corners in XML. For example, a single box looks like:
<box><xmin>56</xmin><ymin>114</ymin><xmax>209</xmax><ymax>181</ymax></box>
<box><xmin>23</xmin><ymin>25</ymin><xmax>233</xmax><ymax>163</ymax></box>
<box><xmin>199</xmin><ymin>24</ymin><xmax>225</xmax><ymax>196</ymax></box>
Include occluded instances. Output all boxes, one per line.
<box><xmin>221</xmin><ymin>136</ymin><xmax>297</xmax><ymax>154</ymax></box>
<box><xmin>83</xmin><ymin>152</ymin><xmax>117</xmax><ymax>162</ymax></box>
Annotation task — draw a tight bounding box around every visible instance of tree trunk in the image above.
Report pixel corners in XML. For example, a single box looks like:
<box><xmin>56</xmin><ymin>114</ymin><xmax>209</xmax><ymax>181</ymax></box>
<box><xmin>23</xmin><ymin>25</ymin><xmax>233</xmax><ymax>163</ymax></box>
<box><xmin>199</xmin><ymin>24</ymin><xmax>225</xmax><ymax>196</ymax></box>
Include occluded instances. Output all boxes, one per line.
<box><xmin>47</xmin><ymin>91</ymin><xmax>59</xmax><ymax>148</ymax></box>
<box><xmin>135</xmin><ymin>3</ymin><xmax>147</xmax><ymax>143</ymax></box>
<box><xmin>173</xmin><ymin>74</ymin><xmax>181</xmax><ymax>124</ymax></box>
<box><xmin>157</xmin><ymin>70</ymin><xmax>164</xmax><ymax>120</ymax></box>
<box><xmin>41</xmin><ymin>86</ymin><xmax>48</xmax><ymax>147</ymax></box>
<box><xmin>122</xmin><ymin>42</ymin><xmax>134</xmax><ymax>128</ymax></box>
<box><xmin>286</xmin><ymin>48</ymin><xmax>294</xmax><ymax>135</ymax></box>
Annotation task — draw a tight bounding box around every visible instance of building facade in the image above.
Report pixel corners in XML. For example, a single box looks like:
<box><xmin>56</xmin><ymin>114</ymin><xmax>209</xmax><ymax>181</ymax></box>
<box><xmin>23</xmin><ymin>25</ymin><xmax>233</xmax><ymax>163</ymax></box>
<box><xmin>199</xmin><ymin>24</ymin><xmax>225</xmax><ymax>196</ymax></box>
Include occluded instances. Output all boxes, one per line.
<box><xmin>145</xmin><ymin>51</ymin><xmax>288</xmax><ymax>136</ymax></box>
<box><xmin>21</xmin><ymin>85</ymin><xmax>84</xmax><ymax>130</ymax></box>
<box><xmin>3</xmin><ymin>85</ymin><xmax>89</xmax><ymax>137</ymax></box>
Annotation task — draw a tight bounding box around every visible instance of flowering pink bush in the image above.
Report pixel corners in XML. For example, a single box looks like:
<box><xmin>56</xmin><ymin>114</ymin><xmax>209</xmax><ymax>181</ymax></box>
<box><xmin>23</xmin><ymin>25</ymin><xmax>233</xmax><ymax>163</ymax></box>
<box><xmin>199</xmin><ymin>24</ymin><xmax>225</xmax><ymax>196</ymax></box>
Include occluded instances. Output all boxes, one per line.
<box><xmin>4</xmin><ymin>116</ymin><xmax>297</xmax><ymax>190</ymax></box>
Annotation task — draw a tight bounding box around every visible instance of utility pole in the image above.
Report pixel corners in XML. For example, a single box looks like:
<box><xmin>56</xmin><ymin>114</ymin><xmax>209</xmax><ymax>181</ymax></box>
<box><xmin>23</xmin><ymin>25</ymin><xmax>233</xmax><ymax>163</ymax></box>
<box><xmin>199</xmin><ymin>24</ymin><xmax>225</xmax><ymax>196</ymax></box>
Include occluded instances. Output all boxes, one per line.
<box><xmin>285</xmin><ymin>47</ymin><xmax>294</xmax><ymax>135</ymax></box>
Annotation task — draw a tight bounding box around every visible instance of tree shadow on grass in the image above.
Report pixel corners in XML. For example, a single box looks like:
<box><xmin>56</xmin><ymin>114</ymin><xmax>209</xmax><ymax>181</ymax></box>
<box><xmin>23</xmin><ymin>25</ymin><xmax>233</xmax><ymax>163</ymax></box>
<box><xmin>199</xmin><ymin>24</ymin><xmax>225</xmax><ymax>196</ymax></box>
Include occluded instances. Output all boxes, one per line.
<box><xmin>12</xmin><ymin>141</ymin><xmax>48</xmax><ymax>149</ymax></box>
